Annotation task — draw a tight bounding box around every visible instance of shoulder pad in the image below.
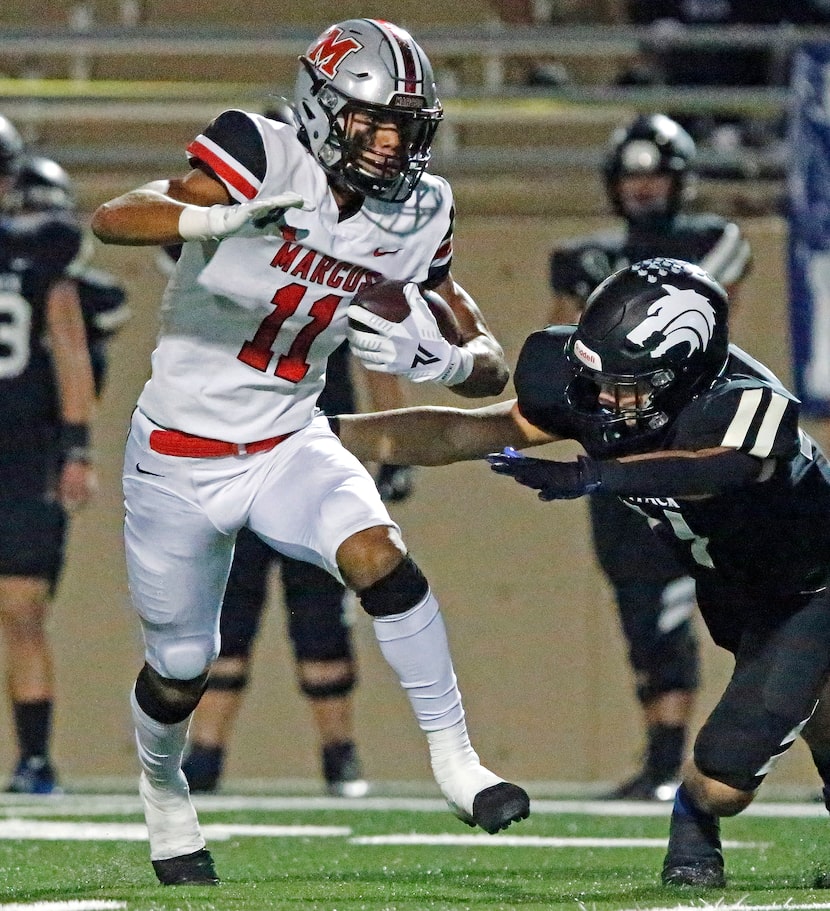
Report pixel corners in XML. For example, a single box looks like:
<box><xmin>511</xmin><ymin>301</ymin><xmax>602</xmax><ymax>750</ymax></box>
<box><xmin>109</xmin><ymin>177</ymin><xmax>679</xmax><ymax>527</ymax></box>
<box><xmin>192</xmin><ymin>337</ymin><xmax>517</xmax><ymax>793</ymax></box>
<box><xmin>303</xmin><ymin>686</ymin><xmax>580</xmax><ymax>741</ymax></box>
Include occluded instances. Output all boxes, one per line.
<box><xmin>514</xmin><ymin>326</ymin><xmax>577</xmax><ymax>437</ymax></box>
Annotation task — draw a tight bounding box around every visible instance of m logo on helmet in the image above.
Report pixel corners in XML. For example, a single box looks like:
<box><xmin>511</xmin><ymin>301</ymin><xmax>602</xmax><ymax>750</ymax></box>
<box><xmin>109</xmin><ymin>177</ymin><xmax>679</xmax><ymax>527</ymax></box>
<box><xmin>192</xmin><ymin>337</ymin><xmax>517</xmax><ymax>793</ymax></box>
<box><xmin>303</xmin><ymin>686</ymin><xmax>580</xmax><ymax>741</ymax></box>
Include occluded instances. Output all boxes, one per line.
<box><xmin>626</xmin><ymin>284</ymin><xmax>716</xmax><ymax>359</ymax></box>
<box><xmin>306</xmin><ymin>27</ymin><xmax>363</xmax><ymax>79</ymax></box>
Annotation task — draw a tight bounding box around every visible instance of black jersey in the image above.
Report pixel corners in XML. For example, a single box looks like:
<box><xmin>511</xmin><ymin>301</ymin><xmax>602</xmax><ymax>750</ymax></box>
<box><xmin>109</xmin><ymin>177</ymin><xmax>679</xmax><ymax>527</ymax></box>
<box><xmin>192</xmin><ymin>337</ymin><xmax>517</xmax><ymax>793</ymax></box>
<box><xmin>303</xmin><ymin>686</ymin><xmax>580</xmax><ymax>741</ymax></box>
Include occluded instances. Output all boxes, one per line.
<box><xmin>0</xmin><ymin>211</ymin><xmax>82</xmax><ymax>444</ymax></box>
<box><xmin>514</xmin><ymin>325</ymin><xmax>830</xmax><ymax>598</ymax></box>
<box><xmin>549</xmin><ymin>214</ymin><xmax>751</xmax><ymax>306</ymax></box>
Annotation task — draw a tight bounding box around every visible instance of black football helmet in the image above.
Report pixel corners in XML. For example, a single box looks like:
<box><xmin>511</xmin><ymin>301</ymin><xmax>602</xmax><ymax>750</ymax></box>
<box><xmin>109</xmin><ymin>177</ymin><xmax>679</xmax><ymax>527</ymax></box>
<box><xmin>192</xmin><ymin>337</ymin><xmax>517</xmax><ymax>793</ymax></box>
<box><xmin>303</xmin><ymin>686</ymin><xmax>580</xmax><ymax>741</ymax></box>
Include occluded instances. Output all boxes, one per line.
<box><xmin>8</xmin><ymin>155</ymin><xmax>75</xmax><ymax>213</ymax></box>
<box><xmin>565</xmin><ymin>258</ymin><xmax>729</xmax><ymax>452</ymax></box>
<box><xmin>294</xmin><ymin>18</ymin><xmax>443</xmax><ymax>203</ymax></box>
<box><xmin>603</xmin><ymin>114</ymin><xmax>696</xmax><ymax>223</ymax></box>
<box><xmin>0</xmin><ymin>114</ymin><xmax>24</xmax><ymax>179</ymax></box>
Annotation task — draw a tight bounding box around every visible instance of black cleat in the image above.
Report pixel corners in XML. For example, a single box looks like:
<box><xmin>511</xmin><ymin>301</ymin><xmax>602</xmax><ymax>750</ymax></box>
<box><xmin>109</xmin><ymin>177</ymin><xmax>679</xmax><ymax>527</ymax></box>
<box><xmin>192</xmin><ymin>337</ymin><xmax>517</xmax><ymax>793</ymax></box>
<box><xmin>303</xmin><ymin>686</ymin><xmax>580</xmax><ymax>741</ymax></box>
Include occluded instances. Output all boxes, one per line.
<box><xmin>6</xmin><ymin>756</ymin><xmax>61</xmax><ymax>795</ymax></box>
<box><xmin>152</xmin><ymin>848</ymin><xmax>220</xmax><ymax>885</ymax></box>
<box><xmin>322</xmin><ymin>741</ymin><xmax>369</xmax><ymax>798</ymax></box>
<box><xmin>661</xmin><ymin>786</ymin><xmax>725</xmax><ymax>888</ymax></box>
<box><xmin>456</xmin><ymin>782</ymin><xmax>530</xmax><ymax>834</ymax></box>
<box><xmin>605</xmin><ymin>769</ymin><xmax>678</xmax><ymax>802</ymax></box>
<box><xmin>662</xmin><ymin>860</ymin><xmax>726</xmax><ymax>888</ymax></box>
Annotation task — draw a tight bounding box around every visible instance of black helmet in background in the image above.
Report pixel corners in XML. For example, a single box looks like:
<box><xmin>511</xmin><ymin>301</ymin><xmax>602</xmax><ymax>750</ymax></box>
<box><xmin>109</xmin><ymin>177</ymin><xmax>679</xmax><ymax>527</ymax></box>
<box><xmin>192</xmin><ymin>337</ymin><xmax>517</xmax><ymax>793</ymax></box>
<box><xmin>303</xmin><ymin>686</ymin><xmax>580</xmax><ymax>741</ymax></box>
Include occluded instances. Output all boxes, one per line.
<box><xmin>603</xmin><ymin>114</ymin><xmax>697</xmax><ymax>225</ymax></box>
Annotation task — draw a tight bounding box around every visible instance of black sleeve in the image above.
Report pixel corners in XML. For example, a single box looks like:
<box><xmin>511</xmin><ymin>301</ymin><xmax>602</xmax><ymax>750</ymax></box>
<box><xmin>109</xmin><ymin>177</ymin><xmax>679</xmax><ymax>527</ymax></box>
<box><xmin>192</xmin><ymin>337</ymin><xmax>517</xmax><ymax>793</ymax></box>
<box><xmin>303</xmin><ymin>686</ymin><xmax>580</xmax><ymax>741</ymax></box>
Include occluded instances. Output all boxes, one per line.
<box><xmin>596</xmin><ymin>448</ymin><xmax>762</xmax><ymax>497</ymax></box>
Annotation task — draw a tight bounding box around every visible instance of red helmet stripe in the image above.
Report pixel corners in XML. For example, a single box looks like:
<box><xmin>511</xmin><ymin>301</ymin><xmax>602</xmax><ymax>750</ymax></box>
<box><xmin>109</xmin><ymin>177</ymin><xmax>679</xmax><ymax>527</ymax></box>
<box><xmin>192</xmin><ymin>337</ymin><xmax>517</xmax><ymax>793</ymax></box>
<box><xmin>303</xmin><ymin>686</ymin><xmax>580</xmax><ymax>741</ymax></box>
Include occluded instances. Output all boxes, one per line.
<box><xmin>186</xmin><ymin>137</ymin><xmax>258</xmax><ymax>200</ymax></box>
<box><xmin>370</xmin><ymin>19</ymin><xmax>422</xmax><ymax>95</ymax></box>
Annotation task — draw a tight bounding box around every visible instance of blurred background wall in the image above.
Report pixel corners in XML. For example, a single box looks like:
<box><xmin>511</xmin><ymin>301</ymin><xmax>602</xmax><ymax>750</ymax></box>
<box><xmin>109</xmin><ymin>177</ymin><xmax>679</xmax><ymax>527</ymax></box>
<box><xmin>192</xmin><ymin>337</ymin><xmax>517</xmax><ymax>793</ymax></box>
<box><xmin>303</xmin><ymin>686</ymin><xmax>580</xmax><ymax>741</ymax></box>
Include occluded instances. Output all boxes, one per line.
<box><xmin>0</xmin><ymin>0</ymin><xmax>824</xmax><ymax>792</ymax></box>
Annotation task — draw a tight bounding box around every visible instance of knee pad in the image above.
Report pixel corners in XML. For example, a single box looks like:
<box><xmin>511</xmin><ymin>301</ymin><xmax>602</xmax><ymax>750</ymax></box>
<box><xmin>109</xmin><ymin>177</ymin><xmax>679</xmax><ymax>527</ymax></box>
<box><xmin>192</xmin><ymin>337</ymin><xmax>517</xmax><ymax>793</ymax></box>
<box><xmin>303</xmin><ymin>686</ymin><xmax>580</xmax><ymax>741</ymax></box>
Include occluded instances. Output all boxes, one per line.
<box><xmin>204</xmin><ymin>671</ymin><xmax>249</xmax><ymax>693</ymax></box>
<box><xmin>299</xmin><ymin>669</ymin><xmax>357</xmax><ymax>700</ymax></box>
<box><xmin>694</xmin><ymin>705</ymin><xmax>811</xmax><ymax>792</ymax></box>
<box><xmin>358</xmin><ymin>554</ymin><xmax>429</xmax><ymax>618</ymax></box>
<box><xmin>155</xmin><ymin>635</ymin><xmax>216</xmax><ymax>680</ymax></box>
<box><xmin>134</xmin><ymin>663</ymin><xmax>209</xmax><ymax>724</ymax></box>
<box><xmin>282</xmin><ymin>556</ymin><xmax>353</xmax><ymax>661</ymax></box>
<box><xmin>616</xmin><ymin>580</ymin><xmax>699</xmax><ymax>704</ymax></box>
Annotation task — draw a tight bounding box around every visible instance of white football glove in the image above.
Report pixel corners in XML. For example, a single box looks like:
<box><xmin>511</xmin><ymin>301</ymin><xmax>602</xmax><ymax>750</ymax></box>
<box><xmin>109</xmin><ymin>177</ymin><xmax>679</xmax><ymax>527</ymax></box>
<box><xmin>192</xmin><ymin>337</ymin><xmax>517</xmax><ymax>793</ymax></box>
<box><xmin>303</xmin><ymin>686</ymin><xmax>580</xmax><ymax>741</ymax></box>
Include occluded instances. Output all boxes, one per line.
<box><xmin>347</xmin><ymin>282</ymin><xmax>474</xmax><ymax>386</ymax></box>
<box><xmin>178</xmin><ymin>192</ymin><xmax>311</xmax><ymax>241</ymax></box>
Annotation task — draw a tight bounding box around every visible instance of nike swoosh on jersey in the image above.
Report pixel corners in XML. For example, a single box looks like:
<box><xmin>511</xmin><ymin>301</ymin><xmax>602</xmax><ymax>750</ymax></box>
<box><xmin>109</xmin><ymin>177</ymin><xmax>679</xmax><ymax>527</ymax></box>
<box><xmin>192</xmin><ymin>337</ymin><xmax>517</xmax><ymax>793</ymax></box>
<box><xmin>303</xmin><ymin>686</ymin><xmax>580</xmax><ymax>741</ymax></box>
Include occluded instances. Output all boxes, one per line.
<box><xmin>373</xmin><ymin>248</ymin><xmax>401</xmax><ymax>256</ymax></box>
<box><xmin>135</xmin><ymin>463</ymin><xmax>165</xmax><ymax>477</ymax></box>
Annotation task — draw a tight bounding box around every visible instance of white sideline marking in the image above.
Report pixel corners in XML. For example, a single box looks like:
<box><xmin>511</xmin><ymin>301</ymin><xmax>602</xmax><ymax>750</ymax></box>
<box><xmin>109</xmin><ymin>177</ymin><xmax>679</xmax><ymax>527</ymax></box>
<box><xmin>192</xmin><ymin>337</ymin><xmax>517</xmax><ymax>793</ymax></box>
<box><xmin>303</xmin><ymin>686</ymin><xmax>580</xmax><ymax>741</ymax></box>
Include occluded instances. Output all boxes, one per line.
<box><xmin>0</xmin><ymin>818</ymin><xmax>766</xmax><ymax>851</ymax></box>
<box><xmin>0</xmin><ymin>795</ymin><xmax>825</xmax><ymax>818</ymax></box>
<box><xmin>0</xmin><ymin>903</ymin><xmax>126</xmax><ymax>911</ymax></box>
<box><xmin>0</xmin><ymin>820</ymin><xmax>349</xmax><ymax>841</ymax></box>
<box><xmin>352</xmin><ymin>834</ymin><xmax>764</xmax><ymax>849</ymax></box>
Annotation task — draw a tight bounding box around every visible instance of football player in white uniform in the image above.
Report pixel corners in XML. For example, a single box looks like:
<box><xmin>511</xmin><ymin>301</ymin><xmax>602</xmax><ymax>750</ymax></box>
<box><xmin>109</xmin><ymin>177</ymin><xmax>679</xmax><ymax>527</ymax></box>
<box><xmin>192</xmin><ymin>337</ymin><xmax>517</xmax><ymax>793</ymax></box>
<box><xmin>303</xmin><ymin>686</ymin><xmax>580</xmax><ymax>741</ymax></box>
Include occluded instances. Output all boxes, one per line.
<box><xmin>92</xmin><ymin>18</ymin><xmax>528</xmax><ymax>885</ymax></box>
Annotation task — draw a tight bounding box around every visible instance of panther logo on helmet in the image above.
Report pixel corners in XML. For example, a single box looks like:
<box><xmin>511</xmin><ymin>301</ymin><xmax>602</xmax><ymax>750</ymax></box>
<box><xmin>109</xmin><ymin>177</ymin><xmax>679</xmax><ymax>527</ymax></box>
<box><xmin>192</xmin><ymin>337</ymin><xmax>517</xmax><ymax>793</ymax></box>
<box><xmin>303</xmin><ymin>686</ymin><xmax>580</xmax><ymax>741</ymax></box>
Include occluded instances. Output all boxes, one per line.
<box><xmin>626</xmin><ymin>285</ymin><xmax>717</xmax><ymax>360</ymax></box>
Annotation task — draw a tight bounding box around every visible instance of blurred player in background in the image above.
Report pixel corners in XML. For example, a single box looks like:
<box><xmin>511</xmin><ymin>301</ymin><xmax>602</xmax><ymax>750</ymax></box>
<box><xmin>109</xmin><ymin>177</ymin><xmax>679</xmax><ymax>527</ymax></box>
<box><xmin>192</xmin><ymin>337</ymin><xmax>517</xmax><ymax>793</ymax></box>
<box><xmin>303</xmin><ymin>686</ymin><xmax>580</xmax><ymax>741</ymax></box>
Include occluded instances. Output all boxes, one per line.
<box><xmin>548</xmin><ymin>113</ymin><xmax>752</xmax><ymax>799</ymax></box>
<box><xmin>0</xmin><ymin>115</ymin><xmax>117</xmax><ymax>794</ymax></box>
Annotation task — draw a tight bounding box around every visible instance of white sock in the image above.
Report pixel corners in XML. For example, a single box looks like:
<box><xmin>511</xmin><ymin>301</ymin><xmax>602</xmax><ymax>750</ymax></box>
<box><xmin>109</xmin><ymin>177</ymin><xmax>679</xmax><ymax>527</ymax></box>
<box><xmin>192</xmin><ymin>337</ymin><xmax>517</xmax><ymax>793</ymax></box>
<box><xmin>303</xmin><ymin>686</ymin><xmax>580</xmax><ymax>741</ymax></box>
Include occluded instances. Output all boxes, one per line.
<box><xmin>130</xmin><ymin>686</ymin><xmax>190</xmax><ymax>789</ymax></box>
<box><xmin>372</xmin><ymin>590</ymin><xmax>465</xmax><ymax>731</ymax></box>
<box><xmin>426</xmin><ymin>719</ymin><xmax>503</xmax><ymax>815</ymax></box>
<box><xmin>373</xmin><ymin>592</ymin><xmax>502</xmax><ymax>813</ymax></box>
<box><xmin>130</xmin><ymin>686</ymin><xmax>204</xmax><ymax>860</ymax></box>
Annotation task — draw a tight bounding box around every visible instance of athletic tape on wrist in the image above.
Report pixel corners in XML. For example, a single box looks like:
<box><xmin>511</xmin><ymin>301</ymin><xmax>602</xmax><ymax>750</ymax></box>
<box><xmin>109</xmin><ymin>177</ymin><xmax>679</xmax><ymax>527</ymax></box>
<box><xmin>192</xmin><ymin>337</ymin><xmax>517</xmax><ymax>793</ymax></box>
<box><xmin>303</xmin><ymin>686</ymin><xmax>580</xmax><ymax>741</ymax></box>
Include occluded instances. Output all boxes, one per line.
<box><xmin>438</xmin><ymin>346</ymin><xmax>474</xmax><ymax>386</ymax></box>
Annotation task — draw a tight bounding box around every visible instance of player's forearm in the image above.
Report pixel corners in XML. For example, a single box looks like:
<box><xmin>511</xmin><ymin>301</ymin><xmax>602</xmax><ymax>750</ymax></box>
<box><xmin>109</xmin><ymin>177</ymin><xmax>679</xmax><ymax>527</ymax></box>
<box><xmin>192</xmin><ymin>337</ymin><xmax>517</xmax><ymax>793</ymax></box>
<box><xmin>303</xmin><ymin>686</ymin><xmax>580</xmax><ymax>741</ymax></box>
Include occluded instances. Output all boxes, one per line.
<box><xmin>432</xmin><ymin>276</ymin><xmax>509</xmax><ymax>397</ymax></box>
<box><xmin>91</xmin><ymin>184</ymin><xmax>187</xmax><ymax>246</ymax></box>
<box><xmin>449</xmin><ymin>335</ymin><xmax>509</xmax><ymax>398</ymax></box>
<box><xmin>47</xmin><ymin>281</ymin><xmax>96</xmax><ymax>427</ymax></box>
<box><xmin>335</xmin><ymin>400</ymin><xmax>543</xmax><ymax>466</ymax></box>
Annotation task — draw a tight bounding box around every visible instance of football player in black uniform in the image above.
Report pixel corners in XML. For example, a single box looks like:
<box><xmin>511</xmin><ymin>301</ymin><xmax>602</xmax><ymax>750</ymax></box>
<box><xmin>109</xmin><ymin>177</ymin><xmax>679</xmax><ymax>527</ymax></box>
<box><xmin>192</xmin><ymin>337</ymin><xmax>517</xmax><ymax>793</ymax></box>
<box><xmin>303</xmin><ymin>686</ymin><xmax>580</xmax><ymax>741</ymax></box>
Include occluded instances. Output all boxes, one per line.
<box><xmin>548</xmin><ymin>113</ymin><xmax>752</xmax><ymax>800</ymax></box>
<box><xmin>335</xmin><ymin>258</ymin><xmax>830</xmax><ymax>889</ymax></box>
<box><xmin>7</xmin><ymin>155</ymin><xmax>132</xmax><ymax>395</ymax></box>
<box><xmin>0</xmin><ymin>115</ymin><xmax>98</xmax><ymax>794</ymax></box>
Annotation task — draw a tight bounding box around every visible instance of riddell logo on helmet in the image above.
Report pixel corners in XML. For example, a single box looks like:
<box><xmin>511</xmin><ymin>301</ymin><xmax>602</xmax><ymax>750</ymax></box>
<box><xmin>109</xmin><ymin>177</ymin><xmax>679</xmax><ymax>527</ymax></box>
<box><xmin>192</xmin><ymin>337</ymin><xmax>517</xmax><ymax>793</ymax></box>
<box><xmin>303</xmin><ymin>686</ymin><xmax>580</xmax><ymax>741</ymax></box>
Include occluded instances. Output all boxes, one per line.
<box><xmin>573</xmin><ymin>339</ymin><xmax>602</xmax><ymax>370</ymax></box>
<box><xmin>307</xmin><ymin>28</ymin><xmax>363</xmax><ymax>79</ymax></box>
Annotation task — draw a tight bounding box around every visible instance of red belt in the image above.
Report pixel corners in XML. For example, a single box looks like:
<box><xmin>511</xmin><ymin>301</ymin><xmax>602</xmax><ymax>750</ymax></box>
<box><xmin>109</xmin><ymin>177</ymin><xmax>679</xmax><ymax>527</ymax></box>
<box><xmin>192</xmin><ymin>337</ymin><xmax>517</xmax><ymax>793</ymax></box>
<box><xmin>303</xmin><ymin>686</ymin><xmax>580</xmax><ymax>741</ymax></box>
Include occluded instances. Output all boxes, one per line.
<box><xmin>149</xmin><ymin>428</ymin><xmax>295</xmax><ymax>458</ymax></box>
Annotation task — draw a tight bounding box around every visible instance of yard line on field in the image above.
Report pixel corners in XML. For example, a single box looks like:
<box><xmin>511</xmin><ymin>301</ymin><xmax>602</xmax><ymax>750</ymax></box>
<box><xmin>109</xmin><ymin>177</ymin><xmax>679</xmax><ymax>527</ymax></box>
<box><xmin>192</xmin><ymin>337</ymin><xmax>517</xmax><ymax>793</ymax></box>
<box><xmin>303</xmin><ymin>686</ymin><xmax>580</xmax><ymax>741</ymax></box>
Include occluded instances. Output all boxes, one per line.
<box><xmin>0</xmin><ymin>818</ymin><xmax>768</xmax><ymax>849</ymax></box>
<box><xmin>350</xmin><ymin>834</ymin><xmax>766</xmax><ymax>848</ymax></box>
<box><xmin>0</xmin><ymin>820</ymin><xmax>350</xmax><ymax>840</ymax></box>
<box><xmin>0</xmin><ymin>794</ymin><xmax>824</xmax><ymax>818</ymax></box>
<box><xmin>0</xmin><ymin>903</ymin><xmax>126</xmax><ymax>911</ymax></box>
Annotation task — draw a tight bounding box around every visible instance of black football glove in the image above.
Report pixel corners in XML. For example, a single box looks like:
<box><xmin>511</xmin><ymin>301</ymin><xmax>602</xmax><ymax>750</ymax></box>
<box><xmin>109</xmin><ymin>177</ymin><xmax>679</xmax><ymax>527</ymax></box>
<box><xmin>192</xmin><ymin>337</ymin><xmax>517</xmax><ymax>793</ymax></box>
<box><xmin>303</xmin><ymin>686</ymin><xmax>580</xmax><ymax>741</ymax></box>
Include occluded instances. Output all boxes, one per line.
<box><xmin>375</xmin><ymin>463</ymin><xmax>416</xmax><ymax>503</ymax></box>
<box><xmin>486</xmin><ymin>447</ymin><xmax>602</xmax><ymax>500</ymax></box>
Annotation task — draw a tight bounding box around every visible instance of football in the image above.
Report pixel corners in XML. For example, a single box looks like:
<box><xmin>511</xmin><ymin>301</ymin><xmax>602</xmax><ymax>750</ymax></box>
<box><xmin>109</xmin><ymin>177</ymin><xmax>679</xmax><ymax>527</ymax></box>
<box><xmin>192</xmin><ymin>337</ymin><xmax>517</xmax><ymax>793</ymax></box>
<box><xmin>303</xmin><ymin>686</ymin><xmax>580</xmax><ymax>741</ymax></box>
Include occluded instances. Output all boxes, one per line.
<box><xmin>350</xmin><ymin>279</ymin><xmax>463</xmax><ymax>345</ymax></box>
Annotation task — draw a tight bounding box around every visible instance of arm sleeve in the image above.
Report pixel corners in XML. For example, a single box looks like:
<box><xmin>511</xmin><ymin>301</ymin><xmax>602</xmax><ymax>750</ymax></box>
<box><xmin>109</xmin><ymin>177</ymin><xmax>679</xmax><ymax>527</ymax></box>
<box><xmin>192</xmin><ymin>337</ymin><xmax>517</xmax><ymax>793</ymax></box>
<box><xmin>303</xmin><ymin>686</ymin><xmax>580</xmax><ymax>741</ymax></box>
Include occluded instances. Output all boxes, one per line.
<box><xmin>597</xmin><ymin>448</ymin><xmax>762</xmax><ymax>497</ymax></box>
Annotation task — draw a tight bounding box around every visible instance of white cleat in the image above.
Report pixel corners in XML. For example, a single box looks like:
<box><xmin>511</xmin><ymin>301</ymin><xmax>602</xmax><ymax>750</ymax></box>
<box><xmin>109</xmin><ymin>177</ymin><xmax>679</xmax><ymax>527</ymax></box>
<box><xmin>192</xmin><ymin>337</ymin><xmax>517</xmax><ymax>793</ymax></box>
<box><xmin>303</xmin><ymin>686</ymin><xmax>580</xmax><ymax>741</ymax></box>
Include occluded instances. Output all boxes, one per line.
<box><xmin>442</xmin><ymin>767</ymin><xmax>530</xmax><ymax>834</ymax></box>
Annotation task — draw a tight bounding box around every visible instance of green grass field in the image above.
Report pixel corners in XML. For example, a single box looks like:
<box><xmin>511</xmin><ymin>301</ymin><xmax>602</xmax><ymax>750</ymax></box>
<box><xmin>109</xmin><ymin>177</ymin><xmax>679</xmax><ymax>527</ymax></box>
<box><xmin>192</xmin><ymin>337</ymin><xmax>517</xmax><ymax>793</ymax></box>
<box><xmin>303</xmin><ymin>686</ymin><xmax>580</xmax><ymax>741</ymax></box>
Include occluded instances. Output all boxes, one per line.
<box><xmin>0</xmin><ymin>788</ymin><xmax>828</xmax><ymax>911</ymax></box>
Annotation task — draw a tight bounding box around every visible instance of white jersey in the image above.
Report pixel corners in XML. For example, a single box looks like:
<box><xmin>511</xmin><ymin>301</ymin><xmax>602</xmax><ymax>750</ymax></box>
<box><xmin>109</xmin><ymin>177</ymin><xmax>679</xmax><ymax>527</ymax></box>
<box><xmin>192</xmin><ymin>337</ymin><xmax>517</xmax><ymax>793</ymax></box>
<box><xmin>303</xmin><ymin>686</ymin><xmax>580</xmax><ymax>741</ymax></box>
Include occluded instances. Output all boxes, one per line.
<box><xmin>138</xmin><ymin>110</ymin><xmax>454</xmax><ymax>442</ymax></box>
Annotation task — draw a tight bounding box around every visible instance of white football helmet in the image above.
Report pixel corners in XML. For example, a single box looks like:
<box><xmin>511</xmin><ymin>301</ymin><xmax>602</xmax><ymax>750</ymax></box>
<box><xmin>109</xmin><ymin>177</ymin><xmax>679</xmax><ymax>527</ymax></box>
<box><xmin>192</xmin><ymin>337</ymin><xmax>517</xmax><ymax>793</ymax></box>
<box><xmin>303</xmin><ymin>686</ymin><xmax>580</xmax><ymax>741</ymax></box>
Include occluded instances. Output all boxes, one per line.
<box><xmin>295</xmin><ymin>18</ymin><xmax>443</xmax><ymax>203</ymax></box>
